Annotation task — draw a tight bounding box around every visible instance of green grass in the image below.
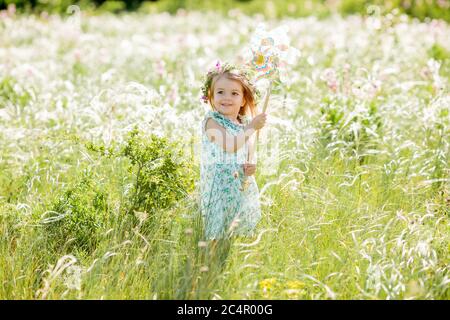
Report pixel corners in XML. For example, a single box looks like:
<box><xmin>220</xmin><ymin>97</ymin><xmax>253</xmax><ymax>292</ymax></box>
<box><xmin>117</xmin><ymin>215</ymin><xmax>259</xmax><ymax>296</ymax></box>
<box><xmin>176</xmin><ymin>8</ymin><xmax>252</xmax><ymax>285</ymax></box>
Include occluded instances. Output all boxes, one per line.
<box><xmin>0</xmin><ymin>10</ymin><xmax>448</xmax><ymax>299</ymax></box>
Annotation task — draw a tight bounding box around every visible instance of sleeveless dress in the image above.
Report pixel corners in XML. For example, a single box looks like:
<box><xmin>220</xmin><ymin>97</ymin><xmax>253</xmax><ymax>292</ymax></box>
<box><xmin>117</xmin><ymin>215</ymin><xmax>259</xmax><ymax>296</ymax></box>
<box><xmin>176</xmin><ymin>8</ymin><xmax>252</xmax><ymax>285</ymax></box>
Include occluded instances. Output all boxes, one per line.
<box><xmin>200</xmin><ymin>110</ymin><xmax>262</xmax><ymax>240</ymax></box>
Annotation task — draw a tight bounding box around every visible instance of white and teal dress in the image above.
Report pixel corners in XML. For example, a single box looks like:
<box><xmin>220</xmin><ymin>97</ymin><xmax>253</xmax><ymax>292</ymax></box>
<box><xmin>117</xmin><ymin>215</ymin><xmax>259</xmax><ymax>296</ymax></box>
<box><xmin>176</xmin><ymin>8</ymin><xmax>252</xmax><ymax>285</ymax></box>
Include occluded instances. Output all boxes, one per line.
<box><xmin>200</xmin><ymin>110</ymin><xmax>262</xmax><ymax>240</ymax></box>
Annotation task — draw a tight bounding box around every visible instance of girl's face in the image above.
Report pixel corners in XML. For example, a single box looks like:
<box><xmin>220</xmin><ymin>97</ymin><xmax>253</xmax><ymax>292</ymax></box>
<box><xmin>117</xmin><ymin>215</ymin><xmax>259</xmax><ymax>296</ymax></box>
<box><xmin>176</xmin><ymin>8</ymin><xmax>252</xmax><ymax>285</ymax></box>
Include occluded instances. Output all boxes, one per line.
<box><xmin>212</xmin><ymin>76</ymin><xmax>246</xmax><ymax>118</ymax></box>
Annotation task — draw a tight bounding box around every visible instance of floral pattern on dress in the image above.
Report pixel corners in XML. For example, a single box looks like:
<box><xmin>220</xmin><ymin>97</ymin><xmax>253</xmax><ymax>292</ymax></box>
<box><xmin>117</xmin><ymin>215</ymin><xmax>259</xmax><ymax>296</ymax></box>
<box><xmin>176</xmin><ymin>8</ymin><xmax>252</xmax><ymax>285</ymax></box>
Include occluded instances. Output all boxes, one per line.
<box><xmin>200</xmin><ymin>110</ymin><xmax>262</xmax><ymax>240</ymax></box>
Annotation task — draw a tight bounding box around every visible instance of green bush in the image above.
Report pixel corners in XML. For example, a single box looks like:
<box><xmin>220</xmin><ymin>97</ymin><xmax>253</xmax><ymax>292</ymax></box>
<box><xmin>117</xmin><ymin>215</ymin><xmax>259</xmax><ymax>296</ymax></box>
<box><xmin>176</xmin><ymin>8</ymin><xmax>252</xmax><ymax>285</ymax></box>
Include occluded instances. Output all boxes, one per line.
<box><xmin>84</xmin><ymin>126</ymin><xmax>195</xmax><ymax>238</ymax></box>
<box><xmin>42</xmin><ymin>170</ymin><xmax>109</xmax><ymax>254</ymax></box>
<box><xmin>121</xmin><ymin>127</ymin><xmax>195</xmax><ymax>217</ymax></box>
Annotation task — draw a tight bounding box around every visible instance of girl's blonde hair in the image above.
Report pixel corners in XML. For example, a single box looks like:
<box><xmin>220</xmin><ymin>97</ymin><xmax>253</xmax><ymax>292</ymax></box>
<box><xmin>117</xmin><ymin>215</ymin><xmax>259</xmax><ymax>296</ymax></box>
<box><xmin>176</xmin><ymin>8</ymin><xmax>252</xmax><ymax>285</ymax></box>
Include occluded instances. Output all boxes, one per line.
<box><xmin>202</xmin><ymin>63</ymin><xmax>259</xmax><ymax>118</ymax></box>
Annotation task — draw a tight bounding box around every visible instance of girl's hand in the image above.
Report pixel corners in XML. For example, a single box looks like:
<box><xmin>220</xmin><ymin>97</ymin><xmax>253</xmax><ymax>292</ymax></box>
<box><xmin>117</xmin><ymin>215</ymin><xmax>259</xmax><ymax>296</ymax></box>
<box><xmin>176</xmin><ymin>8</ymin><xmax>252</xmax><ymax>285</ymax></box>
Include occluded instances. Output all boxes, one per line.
<box><xmin>243</xmin><ymin>163</ymin><xmax>256</xmax><ymax>176</ymax></box>
<box><xmin>249</xmin><ymin>113</ymin><xmax>267</xmax><ymax>130</ymax></box>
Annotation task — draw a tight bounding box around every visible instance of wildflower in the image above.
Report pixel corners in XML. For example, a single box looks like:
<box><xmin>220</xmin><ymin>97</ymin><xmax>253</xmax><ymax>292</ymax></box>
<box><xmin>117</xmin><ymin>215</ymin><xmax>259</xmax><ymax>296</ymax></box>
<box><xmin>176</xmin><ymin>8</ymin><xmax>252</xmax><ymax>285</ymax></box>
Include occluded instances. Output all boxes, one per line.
<box><xmin>156</xmin><ymin>60</ymin><xmax>166</xmax><ymax>77</ymax></box>
<box><xmin>74</xmin><ymin>49</ymin><xmax>81</xmax><ymax>61</ymax></box>
<box><xmin>320</xmin><ymin>68</ymin><xmax>338</xmax><ymax>93</ymax></box>
<box><xmin>286</xmin><ymin>280</ymin><xmax>305</xmax><ymax>289</ymax></box>
<box><xmin>259</xmin><ymin>278</ymin><xmax>277</xmax><ymax>291</ymax></box>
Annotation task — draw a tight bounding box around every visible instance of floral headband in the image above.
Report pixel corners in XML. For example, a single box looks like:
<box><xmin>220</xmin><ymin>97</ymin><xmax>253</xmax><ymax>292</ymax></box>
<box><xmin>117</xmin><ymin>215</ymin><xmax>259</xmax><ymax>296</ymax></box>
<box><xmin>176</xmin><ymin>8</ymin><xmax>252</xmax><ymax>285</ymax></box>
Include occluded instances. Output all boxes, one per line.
<box><xmin>201</xmin><ymin>61</ymin><xmax>260</xmax><ymax>104</ymax></box>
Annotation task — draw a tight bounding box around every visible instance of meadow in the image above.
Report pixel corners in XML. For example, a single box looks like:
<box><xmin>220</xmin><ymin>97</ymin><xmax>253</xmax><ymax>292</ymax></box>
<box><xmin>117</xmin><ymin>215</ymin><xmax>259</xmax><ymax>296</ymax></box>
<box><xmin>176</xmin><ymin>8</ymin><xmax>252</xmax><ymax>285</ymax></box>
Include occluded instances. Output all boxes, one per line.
<box><xmin>0</xmin><ymin>8</ymin><xmax>449</xmax><ymax>299</ymax></box>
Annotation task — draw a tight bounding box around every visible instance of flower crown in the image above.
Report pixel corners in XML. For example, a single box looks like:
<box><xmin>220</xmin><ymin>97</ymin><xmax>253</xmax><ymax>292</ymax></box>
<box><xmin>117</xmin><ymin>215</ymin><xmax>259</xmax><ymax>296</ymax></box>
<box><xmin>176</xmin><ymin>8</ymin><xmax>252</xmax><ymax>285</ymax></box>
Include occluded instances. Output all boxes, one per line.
<box><xmin>201</xmin><ymin>61</ymin><xmax>260</xmax><ymax>104</ymax></box>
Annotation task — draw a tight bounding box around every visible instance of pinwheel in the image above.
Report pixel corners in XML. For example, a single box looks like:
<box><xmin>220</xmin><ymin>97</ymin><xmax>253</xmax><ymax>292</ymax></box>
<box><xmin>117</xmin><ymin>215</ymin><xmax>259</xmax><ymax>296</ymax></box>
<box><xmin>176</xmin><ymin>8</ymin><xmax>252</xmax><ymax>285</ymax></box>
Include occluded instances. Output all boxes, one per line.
<box><xmin>243</xmin><ymin>24</ymin><xmax>300</xmax><ymax>185</ymax></box>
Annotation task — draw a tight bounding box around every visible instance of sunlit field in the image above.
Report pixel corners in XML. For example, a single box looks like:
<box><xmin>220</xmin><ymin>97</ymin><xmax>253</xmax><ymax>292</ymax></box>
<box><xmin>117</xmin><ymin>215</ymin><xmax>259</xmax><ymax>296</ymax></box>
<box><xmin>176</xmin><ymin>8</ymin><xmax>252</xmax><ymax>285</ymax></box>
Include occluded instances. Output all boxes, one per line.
<box><xmin>0</xmin><ymin>9</ymin><xmax>449</xmax><ymax>299</ymax></box>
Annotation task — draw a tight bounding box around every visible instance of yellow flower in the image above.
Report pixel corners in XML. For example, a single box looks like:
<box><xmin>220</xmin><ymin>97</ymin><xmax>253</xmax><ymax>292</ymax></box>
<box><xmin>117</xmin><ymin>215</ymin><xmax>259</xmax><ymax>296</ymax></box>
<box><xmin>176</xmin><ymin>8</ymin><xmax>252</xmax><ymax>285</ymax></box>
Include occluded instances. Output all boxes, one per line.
<box><xmin>259</xmin><ymin>278</ymin><xmax>277</xmax><ymax>291</ymax></box>
<box><xmin>283</xmin><ymin>280</ymin><xmax>306</xmax><ymax>299</ymax></box>
<box><xmin>286</xmin><ymin>280</ymin><xmax>305</xmax><ymax>289</ymax></box>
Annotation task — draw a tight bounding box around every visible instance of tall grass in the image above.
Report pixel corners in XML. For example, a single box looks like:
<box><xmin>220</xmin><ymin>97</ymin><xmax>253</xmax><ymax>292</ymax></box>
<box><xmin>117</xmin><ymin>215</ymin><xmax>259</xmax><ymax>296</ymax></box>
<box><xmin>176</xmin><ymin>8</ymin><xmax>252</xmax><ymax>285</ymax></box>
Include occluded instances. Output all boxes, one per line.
<box><xmin>0</xmin><ymin>10</ymin><xmax>448</xmax><ymax>299</ymax></box>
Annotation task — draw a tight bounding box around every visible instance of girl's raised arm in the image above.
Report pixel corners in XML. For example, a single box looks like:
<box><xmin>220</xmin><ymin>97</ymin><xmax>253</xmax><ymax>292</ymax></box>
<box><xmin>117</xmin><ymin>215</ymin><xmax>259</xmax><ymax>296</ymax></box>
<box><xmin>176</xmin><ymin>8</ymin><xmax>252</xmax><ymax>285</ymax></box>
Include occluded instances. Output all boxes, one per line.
<box><xmin>205</xmin><ymin>113</ymin><xmax>267</xmax><ymax>153</ymax></box>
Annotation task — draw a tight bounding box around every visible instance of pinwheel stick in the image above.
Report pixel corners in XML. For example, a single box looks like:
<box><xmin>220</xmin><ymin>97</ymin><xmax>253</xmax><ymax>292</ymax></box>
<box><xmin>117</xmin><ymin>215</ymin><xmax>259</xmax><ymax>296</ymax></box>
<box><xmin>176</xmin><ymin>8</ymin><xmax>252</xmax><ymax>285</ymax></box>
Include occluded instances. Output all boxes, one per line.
<box><xmin>247</xmin><ymin>80</ymin><xmax>272</xmax><ymax>164</ymax></box>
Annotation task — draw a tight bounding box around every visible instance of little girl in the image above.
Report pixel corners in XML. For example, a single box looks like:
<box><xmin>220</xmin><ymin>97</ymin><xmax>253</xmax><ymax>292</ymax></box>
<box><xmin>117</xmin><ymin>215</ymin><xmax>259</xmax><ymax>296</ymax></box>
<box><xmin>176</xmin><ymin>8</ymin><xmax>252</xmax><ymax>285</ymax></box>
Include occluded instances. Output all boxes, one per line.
<box><xmin>200</xmin><ymin>62</ymin><xmax>267</xmax><ymax>240</ymax></box>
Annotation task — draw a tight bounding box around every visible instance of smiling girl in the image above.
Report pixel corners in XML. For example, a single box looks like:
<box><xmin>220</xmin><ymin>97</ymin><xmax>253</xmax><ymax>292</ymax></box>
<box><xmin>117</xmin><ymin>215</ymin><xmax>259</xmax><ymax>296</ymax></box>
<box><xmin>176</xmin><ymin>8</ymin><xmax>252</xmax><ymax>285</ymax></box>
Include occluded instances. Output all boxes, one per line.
<box><xmin>200</xmin><ymin>62</ymin><xmax>267</xmax><ymax>241</ymax></box>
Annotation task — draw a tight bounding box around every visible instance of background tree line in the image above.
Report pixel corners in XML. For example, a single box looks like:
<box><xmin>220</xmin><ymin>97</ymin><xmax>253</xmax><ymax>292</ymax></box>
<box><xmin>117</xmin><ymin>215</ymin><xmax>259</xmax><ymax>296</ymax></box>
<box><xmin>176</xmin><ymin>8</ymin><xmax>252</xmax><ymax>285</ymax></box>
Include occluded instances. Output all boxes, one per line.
<box><xmin>0</xmin><ymin>0</ymin><xmax>449</xmax><ymax>22</ymax></box>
